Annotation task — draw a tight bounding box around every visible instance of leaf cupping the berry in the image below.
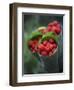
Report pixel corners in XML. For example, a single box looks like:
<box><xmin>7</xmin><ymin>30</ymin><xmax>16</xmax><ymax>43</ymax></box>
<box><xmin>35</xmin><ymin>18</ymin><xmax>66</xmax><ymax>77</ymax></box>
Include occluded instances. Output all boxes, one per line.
<box><xmin>40</xmin><ymin>32</ymin><xmax>59</xmax><ymax>44</ymax></box>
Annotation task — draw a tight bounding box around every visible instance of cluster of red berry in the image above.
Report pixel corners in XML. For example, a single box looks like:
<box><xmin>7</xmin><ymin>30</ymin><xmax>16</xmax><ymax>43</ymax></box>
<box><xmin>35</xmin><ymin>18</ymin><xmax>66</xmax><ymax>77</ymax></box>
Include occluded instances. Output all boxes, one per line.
<box><xmin>37</xmin><ymin>39</ymin><xmax>57</xmax><ymax>56</ymax></box>
<box><xmin>40</xmin><ymin>21</ymin><xmax>61</xmax><ymax>35</ymax></box>
<box><xmin>47</xmin><ymin>21</ymin><xmax>61</xmax><ymax>35</ymax></box>
<box><xmin>28</xmin><ymin>21</ymin><xmax>61</xmax><ymax>56</ymax></box>
<box><xmin>28</xmin><ymin>39</ymin><xmax>38</xmax><ymax>53</ymax></box>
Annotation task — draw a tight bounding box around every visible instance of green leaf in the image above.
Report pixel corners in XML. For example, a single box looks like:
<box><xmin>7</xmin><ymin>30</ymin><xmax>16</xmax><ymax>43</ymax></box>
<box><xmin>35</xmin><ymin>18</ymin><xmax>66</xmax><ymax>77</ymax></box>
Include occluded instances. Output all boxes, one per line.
<box><xmin>41</xmin><ymin>32</ymin><xmax>58</xmax><ymax>43</ymax></box>
<box><xmin>29</xmin><ymin>31</ymin><xmax>42</xmax><ymax>40</ymax></box>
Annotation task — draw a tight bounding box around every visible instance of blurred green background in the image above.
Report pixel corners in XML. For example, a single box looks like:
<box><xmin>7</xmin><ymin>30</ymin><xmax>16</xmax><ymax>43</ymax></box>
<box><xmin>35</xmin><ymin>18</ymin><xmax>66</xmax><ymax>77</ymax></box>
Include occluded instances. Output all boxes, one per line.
<box><xmin>22</xmin><ymin>13</ymin><xmax>63</xmax><ymax>74</ymax></box>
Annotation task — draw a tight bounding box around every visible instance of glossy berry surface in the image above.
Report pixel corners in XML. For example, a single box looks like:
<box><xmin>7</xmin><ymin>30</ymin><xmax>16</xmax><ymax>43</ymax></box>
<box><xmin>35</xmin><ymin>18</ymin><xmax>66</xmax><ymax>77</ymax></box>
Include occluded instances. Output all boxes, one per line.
<box><xmin>28</xmin><ymin>39</ymin><xmax>38</xmax><ymax>53</ymax></box>
<box><xmin>37</xmin><ymin>38</ymin><xmax>57</xmax><ymax>56</ymax></box>
<box><xmin>47</xmin><ymin>21</ymin><xmax>61</xmax><ymax>35</ymax></box>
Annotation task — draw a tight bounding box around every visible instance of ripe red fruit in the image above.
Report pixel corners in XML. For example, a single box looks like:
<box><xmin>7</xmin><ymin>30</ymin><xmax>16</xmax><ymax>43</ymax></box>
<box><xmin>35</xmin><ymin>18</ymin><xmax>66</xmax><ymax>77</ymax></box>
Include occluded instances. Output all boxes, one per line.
<box><xmin>55</xmin><ymin>28</ymin><xmax>61</xmax><ymax>35</ymax></box>
<box><xmin>38</xmin><ymin>44</ymin><xmax>45</xmax><ymax>51</ymax></box>
<box><xmin>47</xmin><ymin>26</ymin><xmax>52</xmax><ymax>32</ymax></box>
<box><xmin>53</xmin><ymin>43</ymin><xmax>57</xmax><ymax>48</ymax></box>
<box><xmin>43</xmin><ymin>40</ymin><xmax>48</xmax><ymax>46</ymax></box>
<box><xmin>34</xmin><ymin>48</ymin><xmax>38</xmax><ymax>52</ymax></box>
<box><xmin>49</xmin><ymin>39</ymin><xmax>55</xmax><ymax>44</ymax></box>
<box><xmin>57</xmin><ymin>23</ymin><xmax>61</xmax><ymax>28</ymax></box>
<box><xmin>40</xmin><ymin>51</ymin><xmax>48</xmax><ymax>56</ymax></box>
<box><xmin>28</xmin><ymin>39</ymin><xmax>39</xmax><ymax>52</ymax></box>
<box><xmin>45</xmin><ymin>46</ymin><xmax>50</xmax><ymax>52</ymax></box>
<box><xmin>52</xmin><ymin>25</ymin><xmax>57</xmax><ymax>31</ymax></box>
<box><xmin>49</xmin><ymin>44</ymin><xmax>54</xmax><ymax>50</ymax></box>
<box><xmin>33</xmin><ymin>40</ymin><xmax>38</xmax><ymax>44</ymax></box>
<box><xmin>31</xmin><ymin>43</ymin><xmax>35</xmax><ymax>48</ymax></box>
<box><xmin>47</xmin><ymin>21</ymin><xmax>61</xmax><ymax>35</ymax></box>
<box><xmin>45</xmin><ymin>42</ymin><xmax>54</xmax><ymax>51</ymax></box>
<box><xmin>46</xmin><ymin>42</ymin><xmax>50</xmax><ymax>47</ymax></box>
<box><xmin>52</xmin><ymin>25</ymin><xmax>61</xmax><ymax>35</ymax></box>
<box><xmin>31</xmin><ymin>47</ymin><xmax>38</xmax><ymax>53</ymax></box>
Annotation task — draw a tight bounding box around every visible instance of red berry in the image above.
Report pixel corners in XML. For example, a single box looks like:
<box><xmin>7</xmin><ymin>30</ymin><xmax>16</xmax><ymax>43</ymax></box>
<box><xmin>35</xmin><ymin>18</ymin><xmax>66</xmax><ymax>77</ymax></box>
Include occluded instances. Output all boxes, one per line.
<box><xmin>55</xmin><ymin>28</ymin><xmax>61</xmax><ymax>34</ymax></box>
<box><xmin>33</xmin><ymin>40</ymin><xmax>38</xmax><ymax>44</ymax></box>
<box><xmin>52</xmin><ymin>25</ymin><xmax>57</xmax><ymax>31</ymax></box>
<box><xmin>34</xmin><ymin>48</ymin><xmax>38</xmax><ymax>52</ymax></box>
<box><xmin>53</xmin><ymin>43</ymin><xmax>57</xmax><ymax>48</ymax></box>
<box><xmin>52</xmin><ymin>25</ymin><xmax>61</xmax><ymax>35</ymax></box>
<box><xmin>38</xmin><ymin>44</ymin><xmax>45</xmax><ymax>51</ymax></box>
<box><xmin>46</xmin><ymin>42</ymin><xmax>50</xmax><ymax>47</ymax></box>
<box><xmin>45</xmin><ymin>43</ymin><xmax>54</xmax><ymax>51</ymax></box>
<box><xmin>31</xmin><ymin>43</ymin><xmax>35</xmax><ymax>48</ymax></box>
<box><xmin>43</xmin><ymin>40</ymin><xmax>48</xmax><ymax>46</ymax></box>
<box><xmin>45</xmin><ymin>46</ymin><xmax>50</xmax><ymax>52</ymax></box>
<box><xmin>31</xmin><ymin>47</ymin><xmax>38</xmax><ymax>53</ymax></box>
<box><xmin>56</xmin><ymin>23</ymin><xmax>61</xmax><ymax>28</ymax></box>
<box><xmin>47</xmin><ymin>26</ymin><xmax>52</xmax><ymax>32</ymax></box>
<box><xmin>49</xmin><ymin>39</ymin><xmax>55</xmax><ymax>44</ymax></box>
<box><xmin>49</xmin><ymin>43</ymin><xmax>54</xmax><ymax>50</ymax></box>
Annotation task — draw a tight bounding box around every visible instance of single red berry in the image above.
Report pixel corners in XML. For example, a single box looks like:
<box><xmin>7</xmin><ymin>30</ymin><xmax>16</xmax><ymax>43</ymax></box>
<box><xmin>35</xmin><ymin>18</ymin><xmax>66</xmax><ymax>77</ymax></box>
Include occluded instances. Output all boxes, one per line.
<box><xmin>49</xmin><ymin>43</ymin><xmax>54</xmax><ymax>50</ymax></box>
<box><xmin>34</xmin><ymin>48</ymin><xmax>38</xmax><ymax>52</ymax></box>
<box><xmin>31</xmin><ymin>43</ymin><xmax>35</xmax><ymax>49</ymax></box>
<box><xmin>52</xmin><ymin>25</ymin><xmax>57</xmax><ymax>31</ymax></box>
<box><xmin>55</xmin><ymin>28</ymin><xmax>61</xmax><ymax>35</ymax></box>
<box><xmin>45</xmin><ymin>46</ymin><xmax>50</xmax><ymax>52</ymax></box>
<box><xmin>53</xmin><ymin>43</ymin><xmax>57</xmax><ymax>48</ymax></box>
<box><xmin>52</xmin><ymin>26</ymin><xmax>57</xmax><ymax>34</ymax></box>
<box><xmin>38</xmin><ymin>44</ymin><xmax>45</xmax><ymax>51</ymax></box>
<box><xmin>33</xmin><ymin>40</ymin><xmax>38</xmax><ymax>44</ymax></box>
<box><xmin>43</xmin><ymin>40</ymin><xmax>48</xmax><ymax>46</ymax></box>
<box><xmin>49</xmin><ymin>39</ymin><xmax>55</xmax><ymax>44</ymax></box>
<box><xmin>56</xmin><ymin>23</ymin><xmax>61</xmax><ymax>28</ymax></box>
<box><xmin>46</xmin><ymin>42</ymin><xmax>50</xmax><ymax>47</ymax></box>
<box><xmin>52</xmin><ymin>25</ymin><xmax>61</xmax><ymax>35</ymax></box>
